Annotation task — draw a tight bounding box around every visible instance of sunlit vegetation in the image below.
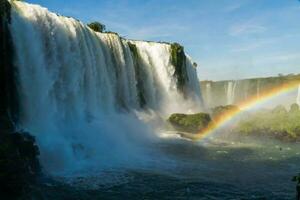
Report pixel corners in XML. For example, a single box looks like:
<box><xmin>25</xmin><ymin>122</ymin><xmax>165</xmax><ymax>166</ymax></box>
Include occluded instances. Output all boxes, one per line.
<box><xmin>87</xmin><ymin>21</ymin><xmax>106</xmax><ymax>33</ymax></box>
<box><xmin>233</xmin><ymin>104</ymin><xmax>300</xmax><ymax>142</ymax></box>
<box><xmin>211</xmin><ymin>105</ymin><xmax>239</xmax><ymax>119</ymax></box>
<box><xmin>168</xmin><ymin>113</ymin><xmax>212</xmax><ymax>133</ymax></box>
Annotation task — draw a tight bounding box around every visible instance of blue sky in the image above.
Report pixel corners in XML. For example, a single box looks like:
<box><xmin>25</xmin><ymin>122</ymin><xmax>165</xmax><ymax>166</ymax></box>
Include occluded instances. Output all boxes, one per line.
<box><xmin>26</xmin><ymin>0</ymin><xmax>300</xmax><ymax>81</ymax></box>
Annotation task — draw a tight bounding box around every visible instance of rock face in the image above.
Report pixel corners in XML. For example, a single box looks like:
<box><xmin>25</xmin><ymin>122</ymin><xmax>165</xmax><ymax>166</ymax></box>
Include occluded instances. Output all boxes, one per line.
<box><xmin>168</xmin><ymin>113</ymin><xmax>212</xmax><ymax>133</ymax></box>
<box><xmin>0</xmin><ymin>132</ymin><xmax>41</xmax><ymax>199</ymax></box>
<box><xmin>170</xmin><ymin>43</ymin><xmax>189</xmax><ymax>95</ymax></box>
<box><xmin>0</xmin><ymin>1</ymin><xmax>41</xmax><ymax>198</ymax></box>
<box><xmin>0</xmin><ymin>0</ymin><xmax>19</xmax><ymax>127</ymax></box>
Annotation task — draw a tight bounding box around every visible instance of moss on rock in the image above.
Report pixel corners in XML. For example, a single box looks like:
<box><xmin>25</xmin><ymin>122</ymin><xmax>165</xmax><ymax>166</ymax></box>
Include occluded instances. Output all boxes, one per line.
<box><xmin>128</xmin><ymin>42</ymin><xmax>147</xmax><ymax>108</ymax></box>
<box><xmin>168</xmin><ymin>113</ymin><xmax>212</xmax><ymax>133</ymax></box>
<box><xmin>170</xmin><ymin>43</ymin><xmax>188</xmax><ymax>95</ymax></box>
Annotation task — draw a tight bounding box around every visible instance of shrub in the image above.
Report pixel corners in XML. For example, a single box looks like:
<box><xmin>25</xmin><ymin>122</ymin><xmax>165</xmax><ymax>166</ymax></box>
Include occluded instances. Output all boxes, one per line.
<box><xmin>290</xmin><ymin>103</ymin><xmax>300</xmax><ymax>113</ymax></box>
<box><xmin>233</xmin><ymin>105</ymin><xmax>300</xmax><ymax>142</ymax></box>
<box><xmin>87</xmin><ymin>22</ymin><xmax>106</xmax><ymax>33</ymax></box>
<box><xmin>211</xmin><ymin>105</ymin><xmax>239</xmax><ymax>119</ymax></box>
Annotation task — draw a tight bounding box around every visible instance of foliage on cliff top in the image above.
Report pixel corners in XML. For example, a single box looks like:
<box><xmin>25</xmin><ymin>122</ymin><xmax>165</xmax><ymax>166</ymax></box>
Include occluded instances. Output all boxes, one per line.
<box><xmin>87</xmin><ymin>21</ymin><xmax>106</xmax><ymax>33</ymax></box>
<box><xmin>168</xmin><ymin>113</ymin><xmax>212</xmax><ymax>133</ymax></box>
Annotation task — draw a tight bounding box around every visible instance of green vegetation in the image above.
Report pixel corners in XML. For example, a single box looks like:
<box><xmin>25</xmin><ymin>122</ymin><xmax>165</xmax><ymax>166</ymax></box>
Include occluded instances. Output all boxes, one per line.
<box><xmin>170</xmin><ymin>43</ymin><xmax>188</xmax><ymax>95</ymax></box>
<box><xmin>168</xmin><ymin>113</ymin><xmax>212</xmax><ymax>133</ymax></box>
<box><xmin>290</xmin><ymin>103</ymin><xmax>299</xmax><ymax>113</ymax></box>
<box><xmin>128</xmin><ymin>42</ymin><xmax>138</xmax><ymax>58</ymax></box>
<box><xmin>272</xmin><ymin>105</ymin><xmax>287</xmax><ymax>114</ymax></box>
<box><xmin>87</xmin><ymin>21</ymin><xmax>106</xmax><ymax>33</ymax></box>
<box><xmin>233</xmin><ymin>104</ymin><xmax>300</xmax><ymax>142</ymax></box>
<box><xmin>105</xmin><ymin>31</ymin><xmax>119</xmax><ymax>35</ymax></box>
<box><xmin>211</xmin><ymin>105</ymin><xmax>239</xmax><ymax>119</ymax></box>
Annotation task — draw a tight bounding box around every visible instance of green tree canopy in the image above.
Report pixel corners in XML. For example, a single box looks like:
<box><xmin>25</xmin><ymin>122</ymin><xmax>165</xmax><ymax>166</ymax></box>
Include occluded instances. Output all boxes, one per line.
<box><xmin>290</xmin><ymin>103</ymin><xmax>300</xmax><ymax>113</ymax></box>
<box><xmin>87</xmin><ymin>22</ymin><xmax>106</xmax><ymax>33</ymax></box>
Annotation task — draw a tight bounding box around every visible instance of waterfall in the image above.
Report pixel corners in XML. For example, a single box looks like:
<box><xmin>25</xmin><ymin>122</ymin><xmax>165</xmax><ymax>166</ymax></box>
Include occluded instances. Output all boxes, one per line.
<box><xmin>226</xmin><ymin>81</ymin><xmax>236</xmax><ymax>105</ymax></box>
<box><xmin>297</xmin><ymin>85</ymin><xmax>300</xmax><ymax>106</ymax></box>
<box><xmin>8</xmin><ymin>1</ymin><xmax>203</xmax><ymax>173</ymax></box>
<box><xmin>205</xmin><ymin>82</ymin><xmax>212</xmax><ymax>107</ymax></box>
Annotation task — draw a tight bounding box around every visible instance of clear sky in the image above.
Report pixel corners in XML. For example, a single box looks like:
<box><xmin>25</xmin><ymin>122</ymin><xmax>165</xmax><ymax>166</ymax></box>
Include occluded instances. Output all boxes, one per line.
<box><xmin>26</xmin><ymin>0</ymin><xmax>300</xmax><ymax>81</ymax></box>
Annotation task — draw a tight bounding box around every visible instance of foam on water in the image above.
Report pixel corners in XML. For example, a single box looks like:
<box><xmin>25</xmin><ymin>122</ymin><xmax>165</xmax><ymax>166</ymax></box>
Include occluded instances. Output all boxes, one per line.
<box><xmin>9</xmin><ymin>1</ymin><xmax>203</xmax><ymax>174</ymax></box>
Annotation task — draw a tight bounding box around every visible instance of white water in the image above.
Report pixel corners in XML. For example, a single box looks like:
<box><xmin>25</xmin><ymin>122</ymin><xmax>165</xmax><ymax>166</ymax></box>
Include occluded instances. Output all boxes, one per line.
<box><xmin>226</xmin><ymin>81</ymin><xmax>236</xmax><ymax>105</ymax></box>
<box><xmin>205</xmin><ymin>82</ymin><xmax>212</xmax><ymax>107</ymax></box>
<box><xmin>9</xmin><ymin>1</ymin><xmax>203</xmax><ymax>174</ymax></box>
<box><xmin>297</xmin><ymin>85</ymin><xmax>300</xmax><ymax>106</ymax></box>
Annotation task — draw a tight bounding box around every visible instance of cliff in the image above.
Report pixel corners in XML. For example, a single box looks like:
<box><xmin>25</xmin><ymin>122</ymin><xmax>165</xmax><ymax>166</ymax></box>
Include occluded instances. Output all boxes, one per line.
<box><xmin>0</xmin><ymin>0</ymin><xmax>203</xmax><ymax>189</ymax></box>
<box><xmin>201</xmin><ymin>74</ymin><xmax>300</xmax><ymax>108</ymax></box>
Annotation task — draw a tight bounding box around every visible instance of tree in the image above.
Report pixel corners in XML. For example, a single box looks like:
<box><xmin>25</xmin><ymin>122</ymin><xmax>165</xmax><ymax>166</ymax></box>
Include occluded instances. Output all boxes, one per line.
<box><xmin>87</xmin><ymin>22</ymin><xmax>106</xmax><ymax>33</ymax></box>
<box><xmin>290</xmin><ymin>103</ymin><xmax>300</xmax><ymax>113</ymax></box>
<box><xmin>272</xmin><ymin>105</ymin><xmax>287</xmax><ymax>114</ymax></box>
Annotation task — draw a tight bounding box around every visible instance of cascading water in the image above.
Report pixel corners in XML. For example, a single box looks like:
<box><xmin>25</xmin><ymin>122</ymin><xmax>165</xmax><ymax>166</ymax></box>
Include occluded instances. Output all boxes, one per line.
<box><xmin>297</xmin><ymin>85</ymin><xmax>300</xmax><ymax>106</ymax></box>
<box><xmin>8</xmin><ymin>1</ymin><xmax>203</xmax><ymax>174</ymax></box>
<box><xmin>205</xmin><ymin>82</ymin><xmax>212</xmax><ymax>107</ymax></box>
<box><xmin>226</xmin><ymin>81</ymin><xmax>236</xmax><ymax>105</ymax></box>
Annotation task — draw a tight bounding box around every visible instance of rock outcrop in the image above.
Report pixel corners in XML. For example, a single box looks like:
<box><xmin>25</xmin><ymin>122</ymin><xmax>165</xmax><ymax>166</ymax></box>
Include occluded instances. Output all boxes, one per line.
<box><xmin>168</xmin><ymin>113</ymin><xmax>212</xmax><ymax>133</ymax></box>
<box><xmin>0</xmin><ymin>1</ymin><xmax>41</xmax><ymax>198</ymax></box>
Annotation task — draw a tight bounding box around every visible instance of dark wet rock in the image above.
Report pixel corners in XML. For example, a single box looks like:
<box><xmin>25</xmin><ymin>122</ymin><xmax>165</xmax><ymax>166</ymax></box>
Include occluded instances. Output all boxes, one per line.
<box><xmin>0</xmin><ymin>131</ymin><xmax>41</xmax><ymax>199</ymax></box>
<box><xmin>0</xmin><ymin>2</ymin><xmax>41</xmax><ymax>198</ymax></box>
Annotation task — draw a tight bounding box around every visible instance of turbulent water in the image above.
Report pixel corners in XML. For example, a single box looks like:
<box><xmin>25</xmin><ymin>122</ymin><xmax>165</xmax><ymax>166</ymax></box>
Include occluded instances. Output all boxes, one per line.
<box><xmin>9</xmin><ymin>1</ymin><xmax>202</xmax><ymax>173</ymax></box>
<box><xmin>226</xmin><ymin>81</ymin><xmax>236</xmax><ymax>105</ymax></box>
<box><xmin>28</xmin><ymin>138</ymin><xmax>300</xmax><ymax>200</ymax></box>
<box><xmin>6</xmin><ymin>1</ymin><xmax>300</xmax><ymax>199</ymax></box>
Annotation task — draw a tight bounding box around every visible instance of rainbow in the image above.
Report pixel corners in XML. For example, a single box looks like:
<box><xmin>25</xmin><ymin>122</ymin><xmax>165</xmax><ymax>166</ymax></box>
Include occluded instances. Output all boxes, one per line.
<box><xmin>189</xmin><ymin>81</ymin><xmax>300</xmax><ymax>141</ymax></box>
